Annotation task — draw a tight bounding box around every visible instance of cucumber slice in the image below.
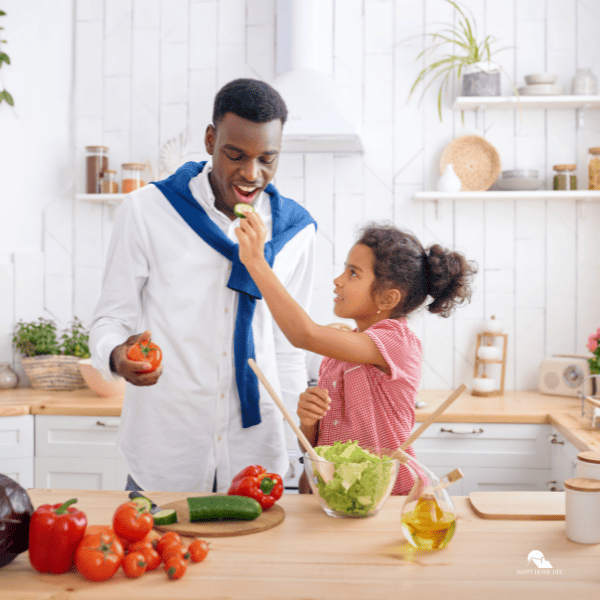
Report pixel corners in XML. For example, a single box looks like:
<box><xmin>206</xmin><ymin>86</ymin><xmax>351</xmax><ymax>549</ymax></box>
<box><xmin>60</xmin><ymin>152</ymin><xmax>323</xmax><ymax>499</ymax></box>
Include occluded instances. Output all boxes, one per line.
<box><xmin>131</xmin><ymin>496</ymin><xmax>152</xmax><ymax>513</ymax></box>
<box><xmin>153</xmin><ymin>509</ymin><xmax>177</xmax><ymax>525</ymax></box>
<box><xmin>233</xmin><ymin>203</ymin><xmax>255</xmax><ymax>219</ymax></box>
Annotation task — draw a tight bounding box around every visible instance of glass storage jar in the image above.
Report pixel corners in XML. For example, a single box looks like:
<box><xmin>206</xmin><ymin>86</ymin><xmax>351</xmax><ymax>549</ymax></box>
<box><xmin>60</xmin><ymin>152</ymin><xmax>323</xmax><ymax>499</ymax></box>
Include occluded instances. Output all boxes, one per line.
<box><xmin>121</xmin><ymin>163</ymin><xmax>147</xmax><ymax>194</ymax></box>
<box><xmin>571</xmin><ymin>68</ymin><xmax>598</xmax><ymax>95</ymax></box>
<box><xmin>85</xmin><ymin>146</ymin><xmax>109</xmax><ymax>193</ymax></box>
<box><xmin>100</xmin><ymin>169</ymin><xmax>119</xmax><ymax>194</ymax></box>
<box><xmin>553</xmin><ymin>164</ymin><xmax>577</xmax><ymax>190</ymax></box>
<box><xmin>588</xmin><ymin>148</ymin><xmax>600</xmax><ymax>190</ymax></box>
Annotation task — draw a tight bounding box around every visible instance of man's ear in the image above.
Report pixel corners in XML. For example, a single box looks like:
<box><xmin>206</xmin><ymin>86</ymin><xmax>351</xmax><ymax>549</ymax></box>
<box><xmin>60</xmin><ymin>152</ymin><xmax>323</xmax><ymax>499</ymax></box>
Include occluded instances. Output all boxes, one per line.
<box><xmin>378</xmin><ymin>288</ymin><xmax>402</xmax><ymax>312</ymax></box>
<box><xmin>205</xmin><ymin>124</ymin><xmax>216</xmax><ymax>155</ymax></box>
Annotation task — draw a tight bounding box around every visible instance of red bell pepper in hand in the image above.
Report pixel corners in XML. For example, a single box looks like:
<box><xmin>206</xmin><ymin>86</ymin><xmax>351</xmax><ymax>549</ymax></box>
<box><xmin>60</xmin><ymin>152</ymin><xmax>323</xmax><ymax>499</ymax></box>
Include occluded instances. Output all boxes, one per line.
<box><xmin>227</xmin><ymin>465</ymin><xmax>283</xmax><ymax>510</ymax></box>
<box><xmin>28</xmin><ymin>498</ymin><xmax>88</xmax><ymax>574</ymax></box>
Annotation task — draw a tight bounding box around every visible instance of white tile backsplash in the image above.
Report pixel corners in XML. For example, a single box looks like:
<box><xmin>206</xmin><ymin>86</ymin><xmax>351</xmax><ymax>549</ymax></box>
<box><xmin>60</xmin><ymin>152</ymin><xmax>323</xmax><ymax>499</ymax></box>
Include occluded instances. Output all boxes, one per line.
<box><xmin>4</xmin><ymin>0</ymin><xmax>598</xmax><ymax>394</ymax></box>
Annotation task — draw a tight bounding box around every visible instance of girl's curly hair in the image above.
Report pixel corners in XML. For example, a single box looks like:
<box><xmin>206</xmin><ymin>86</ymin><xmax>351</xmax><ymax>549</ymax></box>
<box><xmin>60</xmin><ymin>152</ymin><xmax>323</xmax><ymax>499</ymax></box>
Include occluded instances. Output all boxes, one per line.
<box><xmin>356</xmin><ymin>223</ymin><xmax>478</xmax><ymax>318</ymax></box>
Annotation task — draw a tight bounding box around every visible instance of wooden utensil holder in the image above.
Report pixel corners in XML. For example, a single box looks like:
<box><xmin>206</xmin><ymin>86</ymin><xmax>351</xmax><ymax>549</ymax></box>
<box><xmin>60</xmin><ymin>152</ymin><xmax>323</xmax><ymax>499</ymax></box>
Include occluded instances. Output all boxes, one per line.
<box><xmin>472</xmin><ymin>332</ymin><xmax>508</xmax><ymax>396</ymax></box>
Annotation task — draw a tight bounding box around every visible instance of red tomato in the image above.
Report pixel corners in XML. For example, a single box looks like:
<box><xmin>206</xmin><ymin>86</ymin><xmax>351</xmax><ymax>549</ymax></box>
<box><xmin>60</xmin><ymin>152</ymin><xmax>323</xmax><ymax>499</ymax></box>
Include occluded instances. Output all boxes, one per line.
<box><xmin>126</xmin><ymin>340</ymin><xmax>162</xmax><ymax>372</ymax></box>
<box><xmin>112</xmin><ymin>502</ymin><xmax>154</xmax><ymax>541</ymax></box>
<box><xmin>188</xmin><ymin>539</ymin><xmax>210</xmax><ymax>563</ymax></box>
<box><xmin>75</xmin><ymin>532</ymin><xmax>124</xmax><ymax>582</ymax></box>
<box><xmin>156</xmin><ymin>532</ymin><xmax>182</xmax><ymax>555</ymax></box>
<box><xmin>161</xmin><ymin>543</ymin><xmax>190</xmax><ymax>563</ymax></box>
<box><xmin>138</xmin><ymin>546</ymin><xmax>162</xmax><ymax>571</ymax></box>
<box><xmin>122</xmin><ymin>551</ymin><xmax>146</xmax><ymax>578</ymax></box>
<box><xmin>164</xmin><ymin>556</ymin><xmax>187</xmax><ymax>580</ymax></box>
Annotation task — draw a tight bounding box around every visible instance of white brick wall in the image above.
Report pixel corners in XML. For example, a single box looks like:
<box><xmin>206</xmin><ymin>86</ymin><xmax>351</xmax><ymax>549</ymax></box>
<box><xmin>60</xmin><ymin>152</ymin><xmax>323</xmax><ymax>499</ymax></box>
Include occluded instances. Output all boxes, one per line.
<box><xmin>4</xmin><ymin>0</ymin><xmax>600</xmax><ymax>392</ymax></box>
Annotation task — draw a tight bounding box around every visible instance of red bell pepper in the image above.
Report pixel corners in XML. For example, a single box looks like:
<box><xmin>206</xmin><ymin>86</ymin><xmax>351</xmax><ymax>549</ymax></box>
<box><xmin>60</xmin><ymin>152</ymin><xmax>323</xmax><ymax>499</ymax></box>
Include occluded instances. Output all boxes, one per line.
<box><xmin>28</xmin><ymin>498</ymin><xmax>88</xmax><ymax>574</ymax></box>
<box><xmin>227</xmin><ymin>465</ymin><xmax>283</xmax><ymax>510</ymax></box>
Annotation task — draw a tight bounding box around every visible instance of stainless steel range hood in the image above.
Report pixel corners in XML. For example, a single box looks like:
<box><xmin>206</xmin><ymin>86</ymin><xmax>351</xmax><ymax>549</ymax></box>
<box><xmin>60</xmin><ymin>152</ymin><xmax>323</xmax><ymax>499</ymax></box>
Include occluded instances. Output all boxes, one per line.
<box><xmin>273</xmin><ymin>0</ymin><xmax>363</xmax><ymax>153</ymax></box>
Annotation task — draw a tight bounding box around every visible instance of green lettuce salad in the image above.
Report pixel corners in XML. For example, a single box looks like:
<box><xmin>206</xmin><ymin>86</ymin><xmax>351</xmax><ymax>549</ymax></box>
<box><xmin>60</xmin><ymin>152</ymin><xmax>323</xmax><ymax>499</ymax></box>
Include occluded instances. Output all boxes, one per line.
<box><xmin>314</xmin><ymin>441</ymin><xmax>395</xmax><ymax>516</ymax></box>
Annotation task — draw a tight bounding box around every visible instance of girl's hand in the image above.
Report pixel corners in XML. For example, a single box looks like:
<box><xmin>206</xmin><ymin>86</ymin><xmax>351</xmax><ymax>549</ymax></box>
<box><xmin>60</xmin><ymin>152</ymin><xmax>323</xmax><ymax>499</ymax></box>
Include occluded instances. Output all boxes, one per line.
<box><xmin>235</xmin><ymin>212</ymin><xmax>267</xmax><ymax>267</ymax></box>
<box><xmin>297</xmin><ymin>387</ymin><xmax>331</xmax><ymax>427</ymax></box>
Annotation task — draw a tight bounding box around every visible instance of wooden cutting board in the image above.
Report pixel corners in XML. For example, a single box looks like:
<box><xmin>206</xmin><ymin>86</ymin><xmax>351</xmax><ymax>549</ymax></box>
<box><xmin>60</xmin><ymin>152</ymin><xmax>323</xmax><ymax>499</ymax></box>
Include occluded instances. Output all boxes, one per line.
<box><xmin>469</xmin><ymin>491</ymin><xmax>565</xmax><ymax>520</ymax></box>
<box><xmin>152</xmin><ymin>496</ymin><xmax>285</xmax><ymax>537</ymax></box>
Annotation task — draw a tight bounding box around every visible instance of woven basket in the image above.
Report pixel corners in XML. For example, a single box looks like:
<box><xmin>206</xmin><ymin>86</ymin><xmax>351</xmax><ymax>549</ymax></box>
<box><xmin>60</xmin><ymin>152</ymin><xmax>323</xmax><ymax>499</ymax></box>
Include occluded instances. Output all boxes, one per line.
<box><xmin>22</xmin><ymin>355</ymin><xmax>86</xmax><ymax>390</ymax></box>
<box><xmin>440</xmin><ymin>135</ymin><xmax>501</xmax><ymax>191</ymax></box>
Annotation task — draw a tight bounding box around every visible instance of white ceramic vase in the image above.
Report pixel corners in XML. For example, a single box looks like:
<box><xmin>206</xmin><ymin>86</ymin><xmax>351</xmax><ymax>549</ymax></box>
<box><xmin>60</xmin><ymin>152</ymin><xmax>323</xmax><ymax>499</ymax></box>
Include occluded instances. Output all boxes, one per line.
<box><xmin>437</xmin><ymin>164</ymin><xmax>462</xmax><ymax>192</ymax></box>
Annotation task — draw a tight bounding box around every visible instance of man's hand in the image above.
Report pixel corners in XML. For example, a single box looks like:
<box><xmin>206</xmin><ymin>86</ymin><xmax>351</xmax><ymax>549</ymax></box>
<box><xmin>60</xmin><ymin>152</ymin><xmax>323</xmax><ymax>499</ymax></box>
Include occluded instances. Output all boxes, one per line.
<box><xmin>235</xmin><ymin>211</ymin><xmax>268</xmax><ymax>268</ymax></box>
<box><xmin>297</xmin><ymin>387</ymin><xmax>330</xmax><ymax>427</ymax></box>
<box><xmin>110</xmin><ymin>330</ymin><xmax>163</xmax><ymax>386</ymax></box>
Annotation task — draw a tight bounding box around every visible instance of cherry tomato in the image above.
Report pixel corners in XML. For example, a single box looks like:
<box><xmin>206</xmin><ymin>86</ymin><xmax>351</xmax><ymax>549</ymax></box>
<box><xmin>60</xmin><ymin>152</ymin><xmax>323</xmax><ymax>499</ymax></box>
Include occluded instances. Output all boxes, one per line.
<box><xmin>156</xmin><ymin>532</ymin><xmax>182</xmax><ymax>555</ymax></box>
<box><xmin>161</xmin><ymin>543</ymin><xmax>190</xmax><ymax>563</ymax></box>
<box><xmin>122</xmin><ymin>551</ymin><xmax>146</xmax><ymax>578</ymax></box>
<box><xmin>127</xmin><ymin>340</ymin><xmax>162</xmax><ymax>373</ymax></box>
<box><xmin>138</xmin><ymin>546</ymin><xmax>162</xmax><ymax>571</ymax></box>
<box><xmin>188</xmin><ymin>539</ymin><xmax>210</xmax><ymax>563</ymax></box>
<box><xmin>141</xmin><ymin>529</ymin><xmax>161</xmax><ymax>549</ymax></box>
<box><xmin>75</xmin><ymin>532</ymin><xmax>124</xmax><ymax>582</ymax></box>
<box><xmin>113</xmin><ymin>502</ymin><xmax>154</xmax><ymax>542</ymax></box>
<box><xmin>164</xmin><ymin>556</ymin><xmax>187</xmax><ymax>580</ymax></box>
<box><xmin>128</xmin><ymin>539</ymin><xmax>153</xmax><ymax>554</ymax></box>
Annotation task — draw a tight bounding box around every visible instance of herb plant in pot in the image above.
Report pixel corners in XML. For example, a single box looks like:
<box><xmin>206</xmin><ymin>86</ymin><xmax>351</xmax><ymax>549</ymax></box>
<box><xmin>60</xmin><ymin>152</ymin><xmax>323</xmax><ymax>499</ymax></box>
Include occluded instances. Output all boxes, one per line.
<box><xmin>406</xmin><ymin>0</ymin><xmax>514</xmax><ymax>120</ymax></box>
<box><xmin>13</xmin><ymin>318</ymin><xmax>90</xmax><ymax>390</ymax></box>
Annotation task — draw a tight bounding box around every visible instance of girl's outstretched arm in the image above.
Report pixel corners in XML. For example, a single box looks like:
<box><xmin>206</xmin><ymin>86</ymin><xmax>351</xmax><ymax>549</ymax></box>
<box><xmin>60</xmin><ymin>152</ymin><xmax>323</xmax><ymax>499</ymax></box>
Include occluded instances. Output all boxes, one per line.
<box><xmin>235</xmin><ymin>213</ymin><xmax>389</xmax><ymax>372</ymax></box>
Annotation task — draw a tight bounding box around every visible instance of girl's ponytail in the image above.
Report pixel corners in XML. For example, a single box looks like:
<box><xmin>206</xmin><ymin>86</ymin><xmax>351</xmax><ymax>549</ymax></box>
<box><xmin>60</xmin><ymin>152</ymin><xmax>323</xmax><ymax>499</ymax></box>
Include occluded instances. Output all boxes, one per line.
<box><xmin>425</xmin><ymin>244</ymin><xmax>477</xmax><ymax>317</ymax></box>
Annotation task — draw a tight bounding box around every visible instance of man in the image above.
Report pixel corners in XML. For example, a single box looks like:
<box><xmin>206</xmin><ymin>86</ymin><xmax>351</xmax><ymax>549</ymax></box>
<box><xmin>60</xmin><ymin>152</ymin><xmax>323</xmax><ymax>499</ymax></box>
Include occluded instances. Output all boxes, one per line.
<box><xmin>90</xmin><ymin>79</ymin><xmax>317</xmax><ymax>493</ymax></box>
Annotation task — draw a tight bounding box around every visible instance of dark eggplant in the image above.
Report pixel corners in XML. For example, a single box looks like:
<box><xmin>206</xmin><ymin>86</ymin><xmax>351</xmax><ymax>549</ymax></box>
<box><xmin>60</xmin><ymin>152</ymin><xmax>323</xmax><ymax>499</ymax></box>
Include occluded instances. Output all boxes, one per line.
<box><xmin>0</xmin><ymin>473</ymin><xmax>34</xmax><ymax>567</ymax></box>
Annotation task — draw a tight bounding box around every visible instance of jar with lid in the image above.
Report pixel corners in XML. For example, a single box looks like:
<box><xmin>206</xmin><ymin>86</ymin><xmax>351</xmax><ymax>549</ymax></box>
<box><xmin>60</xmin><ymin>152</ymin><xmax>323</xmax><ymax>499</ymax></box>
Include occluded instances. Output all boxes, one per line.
<box><xmin>564</xmin><ymin>478</ymin><xmax>600</xmax><ymax>544</ymax></box>
<box><xmin>121</xmin><ymin>163</ymin><xmax>147</xmax><ymax>194</ymax></box>
<box><xmin>100</xmin><ymin>169</ymin><xmax>119</xmax><ymax>194</ymax></box>
<box><xmin>588</xmin><ymin>148</ymin><xmax>600</xmax><ymax>190</ymax></box>
<box><xmin>571</xmin><ymin>68</ymin><xmax>598</xmax><ymax>95</ymax></box>
<box><xmin>552</xmin><ymin>164</ymin><xmax>577</xmax><ymax>190</ymax></box>
<box><xmin>85</xmin><ymin>146</ymin><xmax>109</xmax><ymax>193</ymax></box>
<box><xmin>576</xmin><ymin>451</ymin><xmax>600</xmax><ymax>479</ymax></box>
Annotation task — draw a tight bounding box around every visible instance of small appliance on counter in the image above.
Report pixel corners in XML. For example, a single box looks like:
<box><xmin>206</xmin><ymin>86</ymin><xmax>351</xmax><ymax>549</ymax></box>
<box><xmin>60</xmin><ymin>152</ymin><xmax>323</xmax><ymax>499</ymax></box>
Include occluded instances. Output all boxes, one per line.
<box><xmin>538</xmin><ymin>355</ymin><xmax>593</xmax><ymax>397</ymax></box>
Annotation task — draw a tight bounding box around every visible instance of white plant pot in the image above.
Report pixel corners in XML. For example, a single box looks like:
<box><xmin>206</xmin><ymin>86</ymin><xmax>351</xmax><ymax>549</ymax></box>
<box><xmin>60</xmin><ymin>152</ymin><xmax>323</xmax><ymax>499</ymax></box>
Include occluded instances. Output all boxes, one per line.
<box><xmin>437</xmin><ymin>164</ymin><xmax>462</xmax><ymax>192</ymax></box>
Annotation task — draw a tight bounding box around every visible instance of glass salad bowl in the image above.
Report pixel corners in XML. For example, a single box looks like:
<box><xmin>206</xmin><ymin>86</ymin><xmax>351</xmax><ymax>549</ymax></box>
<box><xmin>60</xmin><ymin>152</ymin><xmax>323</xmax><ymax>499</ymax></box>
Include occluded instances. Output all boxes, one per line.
<box><xmin>304</xmin><ymin>442</ymin><xmax>400</xmax><ymax>518</ymax></box>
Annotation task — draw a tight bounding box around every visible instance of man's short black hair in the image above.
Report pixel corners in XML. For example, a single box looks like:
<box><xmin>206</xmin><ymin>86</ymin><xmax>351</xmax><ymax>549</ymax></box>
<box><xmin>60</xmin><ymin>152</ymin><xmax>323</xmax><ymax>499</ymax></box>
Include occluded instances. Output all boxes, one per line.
<box><xmin>212</xmin><ymin>78</ymin><xmax>288</xmax><ymax>127</ymax></box>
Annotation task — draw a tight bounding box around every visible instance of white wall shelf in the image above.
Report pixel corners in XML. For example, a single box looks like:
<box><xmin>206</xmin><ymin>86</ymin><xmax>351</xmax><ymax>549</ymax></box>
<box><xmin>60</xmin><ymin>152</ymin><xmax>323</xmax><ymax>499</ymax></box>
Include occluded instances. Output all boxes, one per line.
<box><xmin>453</xmin><ymin>95</ymin><xmax>600</xmax><ymax>127</ymax></box>
<box><xmin>415</xmin><ymin>190</ymin><xmax>600</xmax><ymax>201</ymax></box>
<box><xmin>453</xmin><ymin>95</ymin><xmax>600</xmax><ymax>111</ymax></box>
<box><xmin>77</xmin><ymin>193</ymin><xmax>125</xmax><ymax>204</ymax></box>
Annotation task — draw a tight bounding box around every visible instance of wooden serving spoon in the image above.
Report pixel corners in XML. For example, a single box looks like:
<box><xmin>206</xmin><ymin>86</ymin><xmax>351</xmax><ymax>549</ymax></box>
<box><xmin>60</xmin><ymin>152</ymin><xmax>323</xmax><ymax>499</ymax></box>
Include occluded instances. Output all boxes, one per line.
<box><xmin>392</xmin><ymin>383</ymin><xmax>467</xmax><ymax>459</ymax></box>
<box><xmin>248</xmin><ymin>359</ymin><xmax>335</xmax><ymax>484</ymax></box>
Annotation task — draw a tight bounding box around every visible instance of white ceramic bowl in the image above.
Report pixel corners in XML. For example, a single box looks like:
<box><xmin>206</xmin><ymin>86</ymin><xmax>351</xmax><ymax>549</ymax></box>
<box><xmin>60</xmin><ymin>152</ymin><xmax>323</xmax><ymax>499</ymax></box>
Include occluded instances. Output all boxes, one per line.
<box><xmin>525</xmin><ymin>73</ymin><xmax>558</xmax><ymax>85</ymax></box>
<box><xmin>78</xmin><ymin>359</ymin><xmax>126</xmax><ymax>397</ymax></box>
<box><xmin>518</xmin><ymin>83</ymin><xmax>563</xmax><ymax>96</ymax></box>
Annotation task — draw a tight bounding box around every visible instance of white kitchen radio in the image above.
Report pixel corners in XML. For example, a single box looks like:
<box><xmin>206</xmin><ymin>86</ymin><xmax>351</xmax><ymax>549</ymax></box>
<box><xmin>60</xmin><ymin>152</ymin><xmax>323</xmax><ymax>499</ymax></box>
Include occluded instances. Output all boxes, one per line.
<box><xmin>538</xmin><ymin>355</ymin><xmax>593</xmax><ymax>397</ymax></box>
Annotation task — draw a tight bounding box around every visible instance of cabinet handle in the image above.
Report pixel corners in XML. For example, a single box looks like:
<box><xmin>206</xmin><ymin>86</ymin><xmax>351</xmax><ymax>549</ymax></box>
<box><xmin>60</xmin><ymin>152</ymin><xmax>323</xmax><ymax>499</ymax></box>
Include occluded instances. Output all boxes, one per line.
<box><xmin>548</xmin><ymin>433</ymin><xmax>564</xmax><ymax>445</ymax></box>
<box><xmin>95</xmin><ymin>420</ymin><xmax>119</xmax><ymax>428</ymax></box>
<box><xmin>439</xmin><ymin>427</ymin><xmax>484</xmax><ymax>434</ymax></box>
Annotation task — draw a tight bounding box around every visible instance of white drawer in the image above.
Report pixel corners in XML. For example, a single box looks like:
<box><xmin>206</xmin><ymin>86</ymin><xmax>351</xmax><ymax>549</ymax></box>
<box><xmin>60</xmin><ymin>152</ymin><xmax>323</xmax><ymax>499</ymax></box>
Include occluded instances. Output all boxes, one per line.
<box><xmin>0</xmin><ymin>415</ymin><xmax>34</xmax><ymax>459</ymax></box>
<box><xmin>35</xmin><ymin>456</ymin><xmax>127</xmax><ymax>491</ymax></box>
<box><xmin>0</xmin><ymin>457</ymin><xmax>34</xmax><ymax>489</ymax></box>
<box><xmin>35</xmin><ymin>415</ymin><xmax>122</xmax><ymax>459</ymax></box>
<box><xmin>411</xmin><ymin>422</ymin><xmax>552</xmax><ymax>469</ymax></box>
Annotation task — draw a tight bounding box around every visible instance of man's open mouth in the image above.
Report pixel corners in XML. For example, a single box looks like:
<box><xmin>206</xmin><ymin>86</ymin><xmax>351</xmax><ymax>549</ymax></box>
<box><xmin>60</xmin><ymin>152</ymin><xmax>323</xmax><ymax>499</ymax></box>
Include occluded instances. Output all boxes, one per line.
<box><xmin>233</xmin><ymin>185</ymin><xmax>259</xmax><ymax>203</ymax></box>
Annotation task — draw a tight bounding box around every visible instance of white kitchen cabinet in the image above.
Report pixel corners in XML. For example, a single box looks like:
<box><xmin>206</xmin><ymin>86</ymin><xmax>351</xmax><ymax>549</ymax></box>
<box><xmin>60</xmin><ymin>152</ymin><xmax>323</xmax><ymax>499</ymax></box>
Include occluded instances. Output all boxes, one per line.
<box><xmin>0</xmin><ymin>415</ymin><xmax>34</xmax><ymax>488</ymax></box>
<box><xmin>34</xmin><ymin>415</ymin><xmax>128</xmax><ymax>491</ymax></box>
<box><xmin>549</xmin><ymin>432</ymin><xmax>580</xmax><ymax>491</ymax></box>
<box><xmin>411</xmin><ymin>422</ymin><xmax>554</xmax><ymax>495</ymax></box>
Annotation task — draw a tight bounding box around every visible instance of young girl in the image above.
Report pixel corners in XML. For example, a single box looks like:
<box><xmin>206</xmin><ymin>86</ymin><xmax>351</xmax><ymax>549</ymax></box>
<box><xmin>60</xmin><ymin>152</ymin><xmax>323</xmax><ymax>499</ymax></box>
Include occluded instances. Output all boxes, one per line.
<box><xmin>236</xmin><ymin>215</ymin><xmax>477</xmax><ymax>495</ymax></box>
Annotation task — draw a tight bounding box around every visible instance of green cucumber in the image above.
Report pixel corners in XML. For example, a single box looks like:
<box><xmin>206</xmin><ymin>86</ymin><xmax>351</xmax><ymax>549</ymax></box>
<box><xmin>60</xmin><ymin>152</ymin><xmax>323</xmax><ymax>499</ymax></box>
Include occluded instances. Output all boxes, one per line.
<box><xmin>153</xmin><ymin>509</ymin><xmax>177</xmax><ymax>525</ymax></box>
<box><xmin>187</xmin><ymin>495</ymin><xmax>262</xmax><ymax>521</ymax></box>
<box><xmin>131</xmin><ymin>496</ymin><xmax>152</xmax><ymax>513</ymax></box>
<box><xmin>233</xmin><ymin>203</ymin><xmax>255</xmax><ymax>219</ymax></box>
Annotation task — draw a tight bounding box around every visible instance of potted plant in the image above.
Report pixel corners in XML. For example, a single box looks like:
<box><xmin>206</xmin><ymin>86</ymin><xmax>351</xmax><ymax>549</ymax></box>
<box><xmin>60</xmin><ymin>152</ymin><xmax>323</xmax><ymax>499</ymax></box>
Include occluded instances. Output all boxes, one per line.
<box><xmin>406</xmin><ymin>0</ymin><xmax>515</xmax><ymax>120</ymax></box>
<box><xmin>13</xmin><ymin>317</ymin><xmax>90</xmax><ymax>390</ymax></box>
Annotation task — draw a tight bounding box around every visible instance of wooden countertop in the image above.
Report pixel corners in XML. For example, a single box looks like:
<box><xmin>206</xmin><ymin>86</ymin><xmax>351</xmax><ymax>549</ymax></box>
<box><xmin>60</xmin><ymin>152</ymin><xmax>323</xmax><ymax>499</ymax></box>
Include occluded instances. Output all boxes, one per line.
<box><xmin>3</xmin><ymin>489</ymin><xmax>598</xmax><ymax>599</ymax></box>
<box><xmin>2</xmin><ymin>386</ymin><xmax>600</xmax><ymax>451</ymax></box>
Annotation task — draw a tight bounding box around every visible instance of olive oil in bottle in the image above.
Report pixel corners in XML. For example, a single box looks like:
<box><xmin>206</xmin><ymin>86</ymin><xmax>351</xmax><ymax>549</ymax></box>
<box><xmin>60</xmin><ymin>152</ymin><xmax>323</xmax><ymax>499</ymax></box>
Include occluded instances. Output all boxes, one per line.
<box><xmin>401</xmin><ymin>494</ymin><xmax>456</xmax><ymax>550</ymax></box>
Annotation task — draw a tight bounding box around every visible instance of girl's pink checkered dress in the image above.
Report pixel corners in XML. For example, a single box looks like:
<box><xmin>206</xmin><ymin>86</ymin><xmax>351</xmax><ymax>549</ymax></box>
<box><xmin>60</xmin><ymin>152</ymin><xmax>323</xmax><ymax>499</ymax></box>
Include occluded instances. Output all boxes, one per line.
<box><xmin>316</xmin><ymin>319</ymin><xmax>422</xmax><ymax>495</ymax></box>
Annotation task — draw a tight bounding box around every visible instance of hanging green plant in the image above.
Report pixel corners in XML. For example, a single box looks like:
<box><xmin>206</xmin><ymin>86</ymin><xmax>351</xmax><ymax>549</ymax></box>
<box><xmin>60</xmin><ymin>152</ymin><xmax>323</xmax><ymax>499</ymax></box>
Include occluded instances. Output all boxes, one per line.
<box><xmin>0</xmin><ymin>10</ymin><xmax>14</xmax><ymax>106</ymax></box>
